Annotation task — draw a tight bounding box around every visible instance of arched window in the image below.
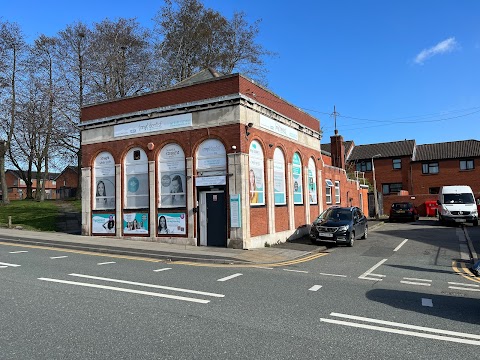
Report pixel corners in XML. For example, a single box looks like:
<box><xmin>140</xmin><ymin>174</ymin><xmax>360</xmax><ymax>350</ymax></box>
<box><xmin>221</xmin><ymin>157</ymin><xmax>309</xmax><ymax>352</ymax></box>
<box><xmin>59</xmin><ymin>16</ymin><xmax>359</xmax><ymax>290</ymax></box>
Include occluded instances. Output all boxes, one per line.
<box><xmin>159</xmin><ymin>144</ymin><xmax>186</xmax><ymax>208</ymax></box>
<box><xmin>249</xmin><ymin>140</ymin><xmax>265</xmax><ymax>205</ymax></box>
<box><xmin>273</xmin><ymin>148</ymin><xmax>286</xmax><ymax>205</ymax></box>
<box><xmin>196</xmin><ymin>139</ymin><xmax>226</xmax><ymax>176</ymax></box>
<box><xmin>292</xmin><ymin>152</ymin><xmax>303</xmax><ymax>204</ymax></box>
<box><xmin>124</xmin><ymin>147</ymin><xmax>149</xmax><ymax>209</ymax></box>
<box><xmin>308</xmin><ymin>157</ymin><xmax>317</xmax><ymax>204</ymax></box>
<box><xmin>93</xmin><ymin>151</ymin><xmax>115</xmax><ymax>210</ymax></box>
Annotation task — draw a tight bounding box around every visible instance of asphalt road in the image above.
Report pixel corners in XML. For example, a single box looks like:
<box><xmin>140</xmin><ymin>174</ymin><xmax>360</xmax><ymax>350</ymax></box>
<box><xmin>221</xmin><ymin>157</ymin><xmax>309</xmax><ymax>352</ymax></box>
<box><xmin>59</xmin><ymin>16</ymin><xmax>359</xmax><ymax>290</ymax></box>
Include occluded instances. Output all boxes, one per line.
<box><xmin>1</xmin><ymin>219</ymin><xmax>479</xmax><ymax>359</ymax></box>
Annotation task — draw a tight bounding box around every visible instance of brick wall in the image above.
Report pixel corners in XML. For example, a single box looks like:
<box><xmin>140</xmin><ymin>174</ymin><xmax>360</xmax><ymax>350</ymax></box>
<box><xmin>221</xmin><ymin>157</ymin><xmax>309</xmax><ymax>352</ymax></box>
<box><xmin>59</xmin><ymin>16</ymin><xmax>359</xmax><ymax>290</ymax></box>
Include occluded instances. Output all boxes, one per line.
<box><xmin>411</xmin><ymin>159</ymin><xmax>480</xmax><ymax>196</ymax></box>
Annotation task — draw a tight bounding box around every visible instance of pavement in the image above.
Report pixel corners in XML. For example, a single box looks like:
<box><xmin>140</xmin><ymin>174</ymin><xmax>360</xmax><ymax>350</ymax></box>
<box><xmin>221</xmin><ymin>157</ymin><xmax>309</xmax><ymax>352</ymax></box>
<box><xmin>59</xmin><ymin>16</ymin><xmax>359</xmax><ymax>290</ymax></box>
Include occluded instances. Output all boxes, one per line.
<box><xmin>1</xmin><ymin>211</ymin><xmax>477</xmax><ymax>269</ymax></box>
<box><xmin>0</xmin><ymin>204</ymin><xmax>387</xmax><ymax>264</ymax></box>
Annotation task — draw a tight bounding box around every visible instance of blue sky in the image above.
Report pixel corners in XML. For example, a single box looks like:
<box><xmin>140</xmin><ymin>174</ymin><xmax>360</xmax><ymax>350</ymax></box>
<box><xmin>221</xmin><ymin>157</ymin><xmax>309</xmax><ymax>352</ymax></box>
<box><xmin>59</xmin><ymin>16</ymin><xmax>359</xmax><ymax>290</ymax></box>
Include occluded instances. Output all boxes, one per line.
<box><xmin>2</xmin><ymin>0</ymin><xmax>480</xmax><ymax>146</ymax></box>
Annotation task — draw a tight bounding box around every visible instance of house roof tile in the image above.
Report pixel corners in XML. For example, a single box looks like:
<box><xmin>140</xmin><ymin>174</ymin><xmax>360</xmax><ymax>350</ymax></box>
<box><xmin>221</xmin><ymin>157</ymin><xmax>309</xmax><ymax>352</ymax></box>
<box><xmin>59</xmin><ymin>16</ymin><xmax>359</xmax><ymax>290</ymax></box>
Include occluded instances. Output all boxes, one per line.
<box><xmin>413</xmin><ymin>140</ymin><xmax>480</xmax><ymax>161</ymax></box>
<box><xmin>347</xmin><ymin>140</ymin><xmax>416</xmax><ymax>161</ymax></box>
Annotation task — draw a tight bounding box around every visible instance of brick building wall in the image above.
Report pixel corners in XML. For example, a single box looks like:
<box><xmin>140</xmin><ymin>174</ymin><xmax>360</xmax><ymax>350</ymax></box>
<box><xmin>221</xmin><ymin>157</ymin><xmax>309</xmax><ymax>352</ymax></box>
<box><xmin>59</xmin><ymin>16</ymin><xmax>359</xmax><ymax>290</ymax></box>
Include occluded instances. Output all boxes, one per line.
<box><xmin>411</xmin><ymin>159</ymin><xmax>480</xmax><ymax>196</ymax></box>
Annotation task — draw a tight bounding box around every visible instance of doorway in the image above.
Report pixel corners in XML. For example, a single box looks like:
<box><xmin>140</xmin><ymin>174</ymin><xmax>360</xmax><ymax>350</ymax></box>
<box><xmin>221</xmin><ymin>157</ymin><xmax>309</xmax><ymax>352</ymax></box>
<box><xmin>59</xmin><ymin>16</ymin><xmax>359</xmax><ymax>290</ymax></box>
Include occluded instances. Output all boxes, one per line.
<box><xmin>199</xmin><ymin>190</ymin><xmax>227</xmax><ymax>247</ymax></box>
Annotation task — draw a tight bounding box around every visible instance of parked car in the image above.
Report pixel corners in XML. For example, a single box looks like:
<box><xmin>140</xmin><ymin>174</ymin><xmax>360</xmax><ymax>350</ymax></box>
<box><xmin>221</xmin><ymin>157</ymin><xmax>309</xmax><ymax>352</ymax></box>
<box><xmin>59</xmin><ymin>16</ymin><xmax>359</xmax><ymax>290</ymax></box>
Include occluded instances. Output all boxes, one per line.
<box><xmin>309</xmin><ymin>206</ymin><xmax>368</xmax><ymax>247</ymax></box>
<box><xmin>389</xmin><ymin>202</ymin><xmax>419</xmax><ymax>222</ymax></box>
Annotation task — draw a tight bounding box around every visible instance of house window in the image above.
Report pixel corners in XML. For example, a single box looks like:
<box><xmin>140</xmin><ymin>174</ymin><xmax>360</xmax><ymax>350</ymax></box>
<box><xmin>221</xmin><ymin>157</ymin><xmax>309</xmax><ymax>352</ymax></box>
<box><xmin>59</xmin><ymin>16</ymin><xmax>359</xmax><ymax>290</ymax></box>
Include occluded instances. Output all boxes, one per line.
<box><xmin>94</xmin><ymin>151</ymin><xmax>115</xmax><ymax>210</ymax></box>
<box><xmin>429</xmin><ymin>187</ymin><xmax>440</xmax><ymax>194</ymax></box>
<box><xmin>335</xmin><ymin>181</ymin><xmax>340</xmax><ymax>203</ymax></box>
<box><xmin>382</xmin><ymin>183</ymin><xmax>402</xmax><ymax>195</ymax></box>
<box><xmin>158</xmin><ymin>143</ymin><xmax>186</xmax><ymax>208</ymax></box>
<box><xmin>325</xmin><ymin>179</ymin><xmax>333</xmax><ymax>204</ymax></box>
<box><xmin>249</xmin><ymin>141</ymin><xmax>265</xmax><ymax>206</ymax></box>
<box><xmin>308</xmin><ymin>158</ymin><xmax>317</xmax><ymax>205</ymax></box>
<box><xmin>460</xmin><ymin>159</ymin><xmax>474</xmax><ymax>170</ymax></box>
<box><xmin>422</xmin><ymin>162</ymin><xmax>439</xmax><ymax>174</ymax></box>
<box><xmin>292</xmin><ymin>152</ymin><xmax>303</xmax><ymax>205</ymax></box>
<box><xmin>356</xmin><ymin>160</ymin><xmax>372</xmax><ymax>172</ymax></box>
<box><xmin>392</xmin><ymin>159</ymin><xmax>401</xmax><ymax>169</ymax></box>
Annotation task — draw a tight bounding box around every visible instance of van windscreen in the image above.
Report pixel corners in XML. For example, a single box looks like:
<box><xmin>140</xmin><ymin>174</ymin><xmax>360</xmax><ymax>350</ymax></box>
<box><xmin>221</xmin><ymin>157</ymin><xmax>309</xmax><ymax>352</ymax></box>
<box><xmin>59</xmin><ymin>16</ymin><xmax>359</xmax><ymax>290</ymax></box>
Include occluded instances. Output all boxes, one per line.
<box><xmin>443</xmin><ymin>193</ymin><xmax>474</xmax><ymax>204</ymax></box>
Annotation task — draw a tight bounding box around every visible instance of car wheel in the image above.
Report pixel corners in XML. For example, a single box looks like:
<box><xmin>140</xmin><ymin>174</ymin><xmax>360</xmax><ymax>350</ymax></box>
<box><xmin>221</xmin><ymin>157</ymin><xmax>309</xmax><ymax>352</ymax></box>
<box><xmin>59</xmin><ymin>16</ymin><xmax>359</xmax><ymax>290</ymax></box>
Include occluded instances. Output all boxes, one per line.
<box><xmin>473</xmin><ymin>220</ymin><xmax>479</xmax><ymax>227</ymax></box>
<box><xmin>439</xmin><ymin>216</ymin><xmax>445</xmax><ymax>226</ymax></box>
<box><xmin>347</xmin><ymin>232</ymin><xmax>355</xmax><ymax>247</ymax></box>
<box><xmin>389</xmin><ymin>217</ymin><xmax>394</xmax><ymax>223</ymax></box>
<box><xmin>361</xmin><ymin>226</ymin><xmax>368</xmax><ymax>239</ymax></box>
<box><xmin>310</xmin><ymin>238</ymin><xmax>318</xmax><ymax>245</ymax></box>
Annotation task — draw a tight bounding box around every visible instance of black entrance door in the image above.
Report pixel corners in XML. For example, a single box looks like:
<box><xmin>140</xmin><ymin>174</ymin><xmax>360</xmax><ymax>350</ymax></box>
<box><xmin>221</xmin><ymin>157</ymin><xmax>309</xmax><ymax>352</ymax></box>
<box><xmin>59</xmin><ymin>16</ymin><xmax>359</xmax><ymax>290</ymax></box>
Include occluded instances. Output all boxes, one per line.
<box><xmin>206</xmin><ymin>192</ymin><xmax>227</xmax><ymax>247</ymax></box>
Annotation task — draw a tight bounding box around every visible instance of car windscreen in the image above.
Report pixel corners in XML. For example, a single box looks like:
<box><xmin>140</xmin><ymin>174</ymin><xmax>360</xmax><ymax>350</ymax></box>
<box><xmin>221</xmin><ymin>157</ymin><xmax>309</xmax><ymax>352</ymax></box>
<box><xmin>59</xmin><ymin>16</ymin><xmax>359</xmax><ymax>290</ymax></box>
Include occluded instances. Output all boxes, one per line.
<box><xmin>443</xmin><ymin>193</ymin><xmax>475</xmax><ymax>204</ymax></box>
<box><xmin>321</xmin><ymin>208</ymin><xmax>352</xmax><ymax>221</ymax></box>
<box><xmin>392</xmin><ymin>203</ymin><xmax>411</xmax><ymax>209</ymax></box>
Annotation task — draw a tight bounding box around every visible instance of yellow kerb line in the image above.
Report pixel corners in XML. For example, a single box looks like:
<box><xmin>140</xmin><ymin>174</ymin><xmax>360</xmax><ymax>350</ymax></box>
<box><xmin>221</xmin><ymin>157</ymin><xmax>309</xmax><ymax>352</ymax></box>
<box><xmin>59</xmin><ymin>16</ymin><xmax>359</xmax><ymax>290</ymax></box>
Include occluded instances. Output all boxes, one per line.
<box><xmin>451</xmin><ymin>260</ymin><xmax>480</xmax><ymax>284</ymax></box>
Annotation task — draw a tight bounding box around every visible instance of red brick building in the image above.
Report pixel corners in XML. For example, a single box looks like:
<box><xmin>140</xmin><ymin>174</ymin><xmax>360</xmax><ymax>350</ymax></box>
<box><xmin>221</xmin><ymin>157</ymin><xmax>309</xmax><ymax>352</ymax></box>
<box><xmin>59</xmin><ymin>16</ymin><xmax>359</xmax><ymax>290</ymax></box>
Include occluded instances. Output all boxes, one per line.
<box><xmin>322</xmin><ymin>139</ymin><xmax>480</xmax><ymax>216</ymax></box>
<box><xmin>55</xmin><ymin>166</ymin><xmax>79</xmax><ymax>199</ymax></box>
<box><xmin>2</xmin><ymin>169</ymin><xmax>59</xmax><ymax>200</ymax></box>
<box><xmin>80</xmin><ymin>70</ymin><xmax>368</xmax><ymax>248</ymax></box>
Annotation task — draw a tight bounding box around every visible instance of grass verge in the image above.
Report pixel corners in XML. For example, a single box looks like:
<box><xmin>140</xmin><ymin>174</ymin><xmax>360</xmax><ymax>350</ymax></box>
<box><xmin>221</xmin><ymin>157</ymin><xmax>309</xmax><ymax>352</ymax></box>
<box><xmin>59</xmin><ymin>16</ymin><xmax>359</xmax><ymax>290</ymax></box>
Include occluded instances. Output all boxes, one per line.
<box><xmin>0</xmin><ymin>200</ymin><xmax>60</xmax><ymax>231</ymax></box>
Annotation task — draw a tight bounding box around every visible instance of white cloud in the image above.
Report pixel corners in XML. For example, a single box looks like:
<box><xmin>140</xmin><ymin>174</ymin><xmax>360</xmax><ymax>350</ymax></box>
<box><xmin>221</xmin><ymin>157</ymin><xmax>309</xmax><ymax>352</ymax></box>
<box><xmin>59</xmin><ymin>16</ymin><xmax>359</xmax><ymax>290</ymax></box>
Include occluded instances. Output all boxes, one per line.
<box><xmin>414</xmin><ymin>37</ymin><xmax>458</xmax><ymax>64</ymax></box>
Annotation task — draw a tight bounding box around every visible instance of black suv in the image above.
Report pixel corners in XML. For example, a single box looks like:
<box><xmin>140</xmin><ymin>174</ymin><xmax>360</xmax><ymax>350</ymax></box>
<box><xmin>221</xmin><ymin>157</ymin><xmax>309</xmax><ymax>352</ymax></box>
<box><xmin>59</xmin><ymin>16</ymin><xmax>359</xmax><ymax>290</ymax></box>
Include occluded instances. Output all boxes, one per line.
<box><xmin>309</xmin><ymin>206</ymin><xmax>368</xmax><ymax>247</ymax></box>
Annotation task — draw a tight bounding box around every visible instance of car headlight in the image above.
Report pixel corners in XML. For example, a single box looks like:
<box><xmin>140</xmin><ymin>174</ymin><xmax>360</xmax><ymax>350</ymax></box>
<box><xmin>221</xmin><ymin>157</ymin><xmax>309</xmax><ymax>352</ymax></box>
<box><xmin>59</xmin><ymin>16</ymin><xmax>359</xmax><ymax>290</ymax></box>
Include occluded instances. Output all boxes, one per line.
<box><xmin>337</xmin><ymin>225</ymin><xmax>349</xmax><ymax>232</ymax></box>
<box><xmin>472</xmin><ymin>209</ymin><xmax>478</xmax><ymax>216</ymax></box>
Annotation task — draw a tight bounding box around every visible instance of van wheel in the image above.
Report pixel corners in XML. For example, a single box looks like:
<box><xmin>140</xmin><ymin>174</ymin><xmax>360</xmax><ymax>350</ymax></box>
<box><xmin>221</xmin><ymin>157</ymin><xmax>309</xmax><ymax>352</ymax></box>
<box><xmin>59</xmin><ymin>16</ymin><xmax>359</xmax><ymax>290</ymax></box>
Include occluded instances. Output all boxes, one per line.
<box><xmin>473</xmin><ymin>220</ymin><xmax>479</xmax><ymax>227</ymax></box>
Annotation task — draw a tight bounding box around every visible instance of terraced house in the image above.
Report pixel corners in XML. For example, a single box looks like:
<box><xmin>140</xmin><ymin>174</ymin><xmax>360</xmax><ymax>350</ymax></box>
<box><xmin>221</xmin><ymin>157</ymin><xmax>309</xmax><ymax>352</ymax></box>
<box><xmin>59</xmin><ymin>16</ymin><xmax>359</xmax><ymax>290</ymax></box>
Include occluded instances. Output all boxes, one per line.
<box><xmin>322</xmin><ymin>138</ymin><xmax>480</xmax><ymax>216</ymax></box>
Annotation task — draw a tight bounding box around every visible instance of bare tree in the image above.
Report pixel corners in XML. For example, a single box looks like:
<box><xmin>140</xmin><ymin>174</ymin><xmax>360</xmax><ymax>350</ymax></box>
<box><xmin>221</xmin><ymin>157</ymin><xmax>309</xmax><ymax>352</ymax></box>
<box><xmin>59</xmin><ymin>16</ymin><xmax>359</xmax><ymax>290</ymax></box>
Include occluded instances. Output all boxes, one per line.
<box><xmin>153</xmin><ymin>0</ymin><xmax>274</xmax><ymax>86</ymax></box>
<box><xmin>88</xmin><ymin>18</ymin><xmax>153</xmax><ymax>101</ymax></box>
<box><xmin>54</xmin><ymin>22</ymin><xmax>92</xmax><ymax>199</ymax></box>
<box><xmin>0</xmin><ymin>21</ymin><xmax>25</xmax><ymax>204</ymax></box>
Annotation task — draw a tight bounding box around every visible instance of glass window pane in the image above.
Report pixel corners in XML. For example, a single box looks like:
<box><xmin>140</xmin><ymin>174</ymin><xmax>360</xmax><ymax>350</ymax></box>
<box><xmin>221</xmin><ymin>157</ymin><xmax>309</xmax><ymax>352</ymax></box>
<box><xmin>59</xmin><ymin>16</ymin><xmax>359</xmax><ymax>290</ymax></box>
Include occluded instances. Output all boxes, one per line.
<box><xmin>249</xmin><ymin>141</ymin><xmax>265</xmax><ymax>206</ymax></box>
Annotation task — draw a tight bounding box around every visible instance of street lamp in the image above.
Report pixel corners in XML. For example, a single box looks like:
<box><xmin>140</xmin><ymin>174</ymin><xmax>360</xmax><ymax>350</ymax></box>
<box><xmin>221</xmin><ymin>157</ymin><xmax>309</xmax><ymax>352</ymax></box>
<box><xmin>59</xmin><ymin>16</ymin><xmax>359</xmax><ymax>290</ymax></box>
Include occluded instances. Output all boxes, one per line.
<box><xmin>372</xmin><ymin>154</ymin><xmax>381</xmax><ymax>219</ymax></box>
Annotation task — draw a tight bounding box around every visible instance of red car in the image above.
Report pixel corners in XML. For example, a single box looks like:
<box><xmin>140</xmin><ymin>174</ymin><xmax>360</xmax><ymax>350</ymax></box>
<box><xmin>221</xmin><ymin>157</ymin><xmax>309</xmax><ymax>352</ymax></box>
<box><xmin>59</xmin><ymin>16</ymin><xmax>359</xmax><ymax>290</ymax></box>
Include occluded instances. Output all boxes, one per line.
<box><xmin>389</xmin><ymin>202</ymin><xmax>419</xmax><ymax>222</ymax></box>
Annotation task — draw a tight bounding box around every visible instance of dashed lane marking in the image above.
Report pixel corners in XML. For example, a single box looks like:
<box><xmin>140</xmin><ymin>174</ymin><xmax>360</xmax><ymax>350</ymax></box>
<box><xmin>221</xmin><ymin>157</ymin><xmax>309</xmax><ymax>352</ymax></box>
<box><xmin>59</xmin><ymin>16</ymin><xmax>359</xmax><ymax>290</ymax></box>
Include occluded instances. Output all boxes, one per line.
<box><xmin>153</xmin><ymin>268</ymin><xmax>172</xmax><ymax>272</ymax></box>
<box><xmin>9</xmin><ymin>250</ymin><xmax>28</xmax><ymax>254</ymax></box>
<box><xmin>0</xmin><ymin>261</ymin><xmax>21</xmax><ymax>267</ymax></box>
<box><xmin>393</xmin><ymin>239</ymin><xmax>409</xmax><ymax>252</ymax></box>
<box><xmin>283</xmin><ymin>269</ymin><xmax>309</xmax><ymax>273</ymax></box>
<box><xmin>97</xmin><ymin>261</ymin><xmax>116</xmax><ymax>266</ymax></box>
<box><xmin>50</xmin><ymin>256</ymin><xmax>68</xmax><ymax>259</ymax></box>
<box><xmin>217</xmin><ymin>273</ymin><xmax>243</xmax><ymax>282</ymax></box>
<box><xmin>309</xmin><ymin>285</ymin><xmax>322</xmax><ymax>291</ymax></box>
<box><xmin>401</xmin><ymin>278</ymin><xmax>432</xmax><ymax>287</ymax></box>
<box><xmin>319</xmin><ymin>272</ymin><xmax>347</xmax><ymax>278</ymax></box>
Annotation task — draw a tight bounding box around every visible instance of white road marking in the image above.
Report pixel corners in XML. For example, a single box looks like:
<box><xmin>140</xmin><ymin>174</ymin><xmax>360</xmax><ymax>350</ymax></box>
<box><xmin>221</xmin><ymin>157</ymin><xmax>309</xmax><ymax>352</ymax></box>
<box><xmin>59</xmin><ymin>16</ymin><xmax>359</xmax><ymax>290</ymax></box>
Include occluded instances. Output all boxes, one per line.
<box><xmin>329</xmin><ymin>312</ymin><xmax>480</xmax><ymax>339</ymax></box>
<box><xmin>153</xmin><ymin>268</ymin><xmax>172</xmax><ymax>272</ymax></box>
<box><xmin>0</xmin><ymin>261</ymin><xmax>21</xmax><ymax>267</ymax></box>
<box><xmin>217</xmin><ymin>273</ymin><xmax>243</xmax><ymax>282</ymax></box>
<box><xmin>283</xmin><ymin>269</ymin><xmax>309</xmax><ymax>273</ymax></box>
<box><xmin>448</xmin><ymin>282</ymin><xmax>479</xmax><ymax>288</ymax></box>
<box><xmin>403</xmin><ymin>277</ymin><xmax>432</xmax><ymax>282</ymax></box>
<box><xmin>449</xmin><ymin>286</ymin><xmax>480</xmax><ymax>292</ymax></box>
<box><xmin>401</xmin><ymin>281</ymin><xmax>432</xmax><ymax>287</ymax></box>
<box><xmin>9</xmin><ymin>250</ymin><xmax>28</xmax><ymax>254</ymax></box>
<box><xmin>50</xmin><ymin>256</ymin><xmax>68</xmax><ymax>259</ymax></box>
<box><xmin>358</xmin><ymin>277</ymin><xmax>383</xmax><ymax>281</ymax></box>
<box><xmin>252</xmin><ymin>266</ymin><xmax>274</xmax><ymax>270</ymax></box>
<box><xmin>321</xmin><ymin>316</ymin><xmax>480</xmax><ymax>345</ymax></box>
<box><xmin>38</xmin><ymin>278</ymin><xmax>210</xmax><ymax>304</ymax></box>
<box><xmin>393</xmin><ymin>239</ymin><xmax>409</xmax><ymax>252</ymax></box>
<box><xmin>97</xmin><ymin>261</ymin><xmax>116</xmax><ymax>266</ymax></box>
<box><xmin>68</xmin><ymin>273</ymin><xmax>224</xmax><ymax>297</ymax></box>
<box><xmin>319</xmin><ymin>272</ymin><xmax>347</xmax><ymax>278</ymax></box>
<box><xmin>0</xmin><ymin>266</ymin><xmax>8</xmax><ymax>269</ymax></box>
<box><xmin>422</xmin><ymin>298</ymin><xmax>433</xmax><ymax>307</ymax></box>
<box><xmin>358</xmin><ymin>259</ymin><xmax>387</xmax><ymax>281</ymax></box>
<box><xmin>309</xmin><ymin>285</ymin><xmax>322</xmax><ymax>291</ymax></box>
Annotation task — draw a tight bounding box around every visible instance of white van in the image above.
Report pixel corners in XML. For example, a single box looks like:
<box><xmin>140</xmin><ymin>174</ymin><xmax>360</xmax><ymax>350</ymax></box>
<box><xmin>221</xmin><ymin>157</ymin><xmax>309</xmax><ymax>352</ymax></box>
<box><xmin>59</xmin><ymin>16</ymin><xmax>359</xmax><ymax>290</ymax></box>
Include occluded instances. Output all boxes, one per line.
<box><xmin>437</xmin><ymin>185</ymin><xmax>478</xmax><ymax>226</ymax></box>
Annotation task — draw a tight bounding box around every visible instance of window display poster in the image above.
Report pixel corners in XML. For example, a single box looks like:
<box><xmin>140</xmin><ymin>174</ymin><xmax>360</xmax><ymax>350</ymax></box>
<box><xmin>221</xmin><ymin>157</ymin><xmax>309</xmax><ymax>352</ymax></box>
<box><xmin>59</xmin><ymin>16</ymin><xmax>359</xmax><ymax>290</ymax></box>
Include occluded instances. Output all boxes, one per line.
<box><xmin>92</xmin><ymin>213</ymin><xmax>116</xmax><ymax>234</ymax></box>
<box><xmin>158</xmin><ymin>213</ymin><xmax>186</xmax><ymax>235</ymax></box>
<box><xmin>160</xmin><ymin>173</ymin><xmax>186</xmax><ymax>207</ymax></box>
<box><xmin>123</xmin><ymin>213</ymin><xmax>149</xmax><ymax>234</ymax></box>
<box><xmin>273</xmin><ymin>148</ymin><xmax>286</xmax><ymax>204</ymax></box>
<box><xmin>308</xmin><ymin>158</ymin><xmax>317</xmax><ymax>204</ymax></box>
<box><xmin>95</xmin><ymin>177</ymin><xmax>115</xmax><ymax>210</ymax></box>
<box><xmin>292</xmin><ymin>153</ymin><xmax>303</xmax><ymax>204</ymax></box>
<box><xmin>249</xmin><ymin>141</ymin><xmax>264</xmax><ymax>205</ymax></box>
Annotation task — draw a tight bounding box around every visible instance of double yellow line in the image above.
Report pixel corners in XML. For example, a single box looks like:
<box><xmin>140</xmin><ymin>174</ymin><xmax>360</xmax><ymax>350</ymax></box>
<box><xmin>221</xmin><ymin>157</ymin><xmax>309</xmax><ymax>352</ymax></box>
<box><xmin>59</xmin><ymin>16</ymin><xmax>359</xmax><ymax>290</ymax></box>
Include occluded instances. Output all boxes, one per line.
<box><xmin>452</xmin><ymin>260</ymin><xmax>480</xmax><ymax>283</ymax></box>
